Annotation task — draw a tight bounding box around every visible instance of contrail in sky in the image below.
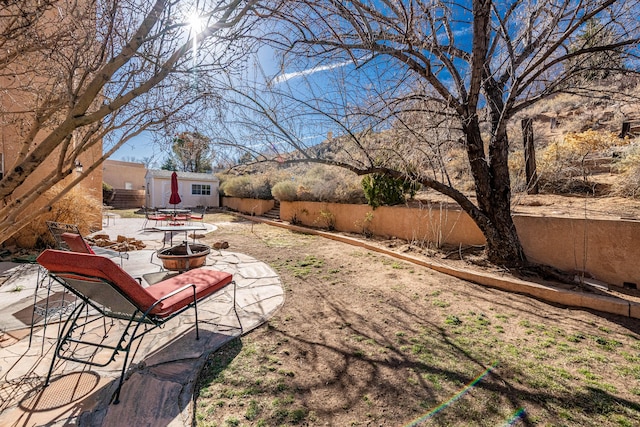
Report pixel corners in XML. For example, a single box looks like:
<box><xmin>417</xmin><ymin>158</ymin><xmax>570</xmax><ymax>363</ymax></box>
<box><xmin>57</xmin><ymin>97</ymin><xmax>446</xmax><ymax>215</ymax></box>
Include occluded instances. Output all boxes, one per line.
<box><xmin>271</xmin><ymin>59</ymin><xmax>353</xmax><ymax>85</ymax></box>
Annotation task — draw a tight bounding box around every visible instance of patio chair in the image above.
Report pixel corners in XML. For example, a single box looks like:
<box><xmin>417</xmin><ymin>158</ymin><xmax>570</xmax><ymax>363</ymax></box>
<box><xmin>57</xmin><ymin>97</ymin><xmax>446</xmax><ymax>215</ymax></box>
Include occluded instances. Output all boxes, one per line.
<box><xmin>36</xmin><ymin>249</ymin><xmax>240</xmax><ymax>404</ymax></box>
<box><xmin>170</xmin><ymin>210</ymin><xmax>189</xmax><ymax>224</ymax></box>
<box><xmin>29</xmin><ymin>223</ymin><xmax>129</xmax><ymax>350</ymax></box>
<box><xmin>46</xmin><ymin>221</ymin><xmax>129</xmax><ymax>266</ymax></box>
<box><xmin>142</xmin><ymin>207</ymin><xmax>168</xmax><ymax>229</ymax></box>
<box><xmin>188</xmin><ymin>207</ymin><xmax>206</xmax><ymax>224</ymax></box>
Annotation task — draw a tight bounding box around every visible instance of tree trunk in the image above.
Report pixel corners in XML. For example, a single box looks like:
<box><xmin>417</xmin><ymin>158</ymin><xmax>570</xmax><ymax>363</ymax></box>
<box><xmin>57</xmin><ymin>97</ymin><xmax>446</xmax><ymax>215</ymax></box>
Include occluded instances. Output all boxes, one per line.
<box><xmin>480</xmin><ymin>200</ymin><xmax>526</xmax><ymax>268</ymax></box>
<box><xmin>521</xmin><ymin>118</ymin><xmax>539</xmax><ymax>195</ymax></box>
<box><xmin>464</xmin><ymin>119</ymin><xmax>527</xmax><ymax>268</ymax></box>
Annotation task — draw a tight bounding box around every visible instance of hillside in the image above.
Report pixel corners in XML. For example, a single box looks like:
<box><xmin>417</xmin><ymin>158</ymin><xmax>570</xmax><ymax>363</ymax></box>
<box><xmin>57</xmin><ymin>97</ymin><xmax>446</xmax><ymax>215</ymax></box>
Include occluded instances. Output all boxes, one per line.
<box><xmin>226</xmin><ymin>78</ymin><xmax>640</xmax><ymax>220</ymax></box>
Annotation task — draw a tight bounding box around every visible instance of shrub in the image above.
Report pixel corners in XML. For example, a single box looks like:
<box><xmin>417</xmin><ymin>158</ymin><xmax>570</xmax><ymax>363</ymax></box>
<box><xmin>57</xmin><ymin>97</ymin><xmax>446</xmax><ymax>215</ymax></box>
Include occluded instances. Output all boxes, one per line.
<box><xmin>219</xmin><ymin>175</ymin><xmax>273</xmax><ymax>200</ymax></box>
<box><xmin>296</xmin><ymin>166</ymin><xmax>360</xmax><ymax>203</ymax></box>
<box><xmin>251</xmin><ymin>175</ymin><xmax>273</xmax><ymax>200</ymax></box>
<box><xmin>315</xmin><ymin>209</ymin><xmax>336</xmax><ymax>230</ymax></box>
<box><xmin>11</xmin><ymin>186</ymin><xmax>102</xmax><ymax>249</ymax></box>
<box><xmin>537</xmin><ymin>130</ymin><xmax>627</xmax><ymax>194</ymax></box>
<box><xmin>271</xmin><ymin>165</ymin><xmax>365</xmax><ymax>203</ymax></box>
<box><xmin>508</xmin><ymin>149</ymin><xmax>530</xmax><ymax>194</ymax></box>
<box><xmin>220</xmin><ymin>176</ymin><xmax>253</xmax><ymax>198</ymax></box>
<box><xmin>362</xmin><ymin>173</ymin><xmax>417</xmax><ymax>208</ymax></box>
<box><xmin>334</xmin><ymin>180</ymin><xmax>367</xmax><ymax>204</ymax></box>
<box><xmin>271</xmin><ymin>180</ymin><xmax>297</xmax><ymax>201</ymax></box>
<box><xmin>612</xmin><ymin>145</ymin><xmax>640</xmax><ymax>198</ymax></box>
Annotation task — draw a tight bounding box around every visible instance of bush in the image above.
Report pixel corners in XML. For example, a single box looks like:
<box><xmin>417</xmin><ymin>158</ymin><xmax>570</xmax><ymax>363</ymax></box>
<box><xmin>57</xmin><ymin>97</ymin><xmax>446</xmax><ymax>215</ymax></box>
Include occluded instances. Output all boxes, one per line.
<box><xmin>362</xmin><ymin>173</ymin><xmax>417</xmax><ymax>208</ymax></box>
<box><xmin>218</xmin><ymin>174</ymin><xmax>274</xmax><ymax>200</ymax></box>
<box><xmin>537</xmin><ymin>130</ymin><xmax>627</xmax><ymax>194</ymax></box>
<box><xmin>612</xmin><ymin>145</ymin><xmax>640</xmax><ymax>198</ymax></box>
<box><xmin>220</xmin><ymin>176</ymin><xmax>253</xmax><ymax>198</ymax></box>
<box><xmin>221</xmin><ymin>165</ymin><xmax>366</xmax><ymax>204</ymax></box>
<box><xmin>251</xmin><ymin>175</ymin><xmax>273</xmax><ymax>200</ymax></box>
<box><xmin>271</xmin><ymin>165</ymin><xmax>365</xmax><ymax>203</ymax></box>
<box><xmin>11</xmin><ymin>186</ymin><xmax>102</xmax><ymax>249</ymax></box>
<box><xmin>271</xmin><ymin>180</ymin><xmax>297</xmax><ymax>201</ymax></box>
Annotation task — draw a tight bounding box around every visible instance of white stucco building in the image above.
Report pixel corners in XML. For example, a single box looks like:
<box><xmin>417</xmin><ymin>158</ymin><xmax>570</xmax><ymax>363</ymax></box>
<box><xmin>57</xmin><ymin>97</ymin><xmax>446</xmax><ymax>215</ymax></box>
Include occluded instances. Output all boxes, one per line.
<box><xmin>145</xmin><ymin>170</ymin><xmax>219</xmax><ymax>209</ymax></box>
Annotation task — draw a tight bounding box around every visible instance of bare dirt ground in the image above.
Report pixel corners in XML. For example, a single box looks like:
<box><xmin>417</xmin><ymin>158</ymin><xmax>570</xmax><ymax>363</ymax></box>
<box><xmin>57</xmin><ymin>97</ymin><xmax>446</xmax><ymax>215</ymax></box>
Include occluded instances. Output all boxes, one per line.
<box><xmin>194</xmin><ymin>208</ymin><xmax>640</xmax><ymax>427</ymax></box>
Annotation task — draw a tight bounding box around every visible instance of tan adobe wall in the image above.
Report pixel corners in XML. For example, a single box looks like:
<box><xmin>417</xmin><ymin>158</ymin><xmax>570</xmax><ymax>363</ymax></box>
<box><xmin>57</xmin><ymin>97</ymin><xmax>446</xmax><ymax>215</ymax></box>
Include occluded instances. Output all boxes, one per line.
<box><xmin>274</xmin><ymin>200</ymin><xmax>640</xmax><ymax>290</ymax></box>
<box><xmin>222</xmin><ymin>197</ymin><xmax>274</xmax><ymax>216</ymax></box>
<box><xmin>513</xmin><ymin>215</ymin><xmax>640</xmax><ymax>289</ymax></box>
<box><xmin>103</xmin><ymin>160</ymin><xmax>146</xmax><ymax>190</ymax></box>
<box><xmin>1</xmin><ymin>71</ymin><xmax>102</xmax><ymax>229</ymax></box>
<box><xmin>1</xmin><ymin>123</ymin><xmax>103</xmax><ymax>229</ymax></box>
<box><xmin>280</xmin><ymin>200</ymin><xmax>485</xmax><ymax>246</ymax></box>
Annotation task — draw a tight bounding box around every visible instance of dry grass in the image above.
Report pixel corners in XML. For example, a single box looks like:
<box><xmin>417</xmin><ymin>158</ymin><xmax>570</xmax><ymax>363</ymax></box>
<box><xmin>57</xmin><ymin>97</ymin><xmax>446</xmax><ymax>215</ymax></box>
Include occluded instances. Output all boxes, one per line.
<box><xmin>612</xmin><ymin>147</ymin><xmax>640</xmax><ymax>198</ymax></box>
<box><xmin>11</xmin><ymin>186</ymin><xmax>102</xmax><ymax>248</ymax></box>
<box><xmin>194</xmin><ymin>219</ymin><xmax>640</xmax><ymax>427</ymax></box>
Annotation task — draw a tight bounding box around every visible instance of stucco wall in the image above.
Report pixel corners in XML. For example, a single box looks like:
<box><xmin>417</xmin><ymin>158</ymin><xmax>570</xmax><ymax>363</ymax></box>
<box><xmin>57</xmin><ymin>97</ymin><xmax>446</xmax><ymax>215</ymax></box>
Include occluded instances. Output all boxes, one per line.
<box><xmin>513</xmin><ymin>215</ymin><xmax>640</xmax><ymax>289</ymax></box>
<box><xmin>222</xmin><ymin>197</ymin><xmax>275</xmax><ymax>216</ymax></box>
<box><xmin>103</xmin><ymin>160</ymin><xmax>146</xmax><ymax>190</ymax></box>
<box><xmin>280</xmin><ymin>200</ymin><xmax>485</xmax><ymax>246</ymax></box>
<box><xmin>275</xmin><ymin>200</ymin><xmax>640</xmax><ymax>289</ymax></box>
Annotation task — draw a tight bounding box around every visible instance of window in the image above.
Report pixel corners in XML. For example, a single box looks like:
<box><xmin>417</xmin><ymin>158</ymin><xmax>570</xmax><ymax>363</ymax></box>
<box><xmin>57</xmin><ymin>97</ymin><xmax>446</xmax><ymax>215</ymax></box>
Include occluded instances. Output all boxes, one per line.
<box><xmin>192</xmin><ymin>184</ymin><xmax>211</xmax><ymax>195</ymax></box>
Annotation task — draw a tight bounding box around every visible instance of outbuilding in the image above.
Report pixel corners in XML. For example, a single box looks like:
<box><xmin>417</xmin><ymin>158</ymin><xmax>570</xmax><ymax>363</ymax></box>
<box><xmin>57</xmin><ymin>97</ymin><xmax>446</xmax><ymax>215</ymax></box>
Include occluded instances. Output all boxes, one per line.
<box><xmin>145</xmin><ymin>170</ymin><xmax>219</xmax><ymax>209</ymax></box>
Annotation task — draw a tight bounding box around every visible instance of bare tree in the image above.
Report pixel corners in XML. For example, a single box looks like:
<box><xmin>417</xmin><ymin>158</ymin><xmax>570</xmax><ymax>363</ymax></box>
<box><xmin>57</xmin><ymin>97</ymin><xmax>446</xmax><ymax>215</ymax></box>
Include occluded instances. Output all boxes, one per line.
<box><xmin>231</xmin><ymin>0</ymin><xmax>640</xmax><ymax>268</ymax></box>
<box><xmin>167</xmin><ymin>131</ymin><xmax>215</xmax><ymax>172</ymax></box>
<box><xmin>0</xmin><ymin>0</ymin><xmax>258</xmax><ymax>243</ymax></box>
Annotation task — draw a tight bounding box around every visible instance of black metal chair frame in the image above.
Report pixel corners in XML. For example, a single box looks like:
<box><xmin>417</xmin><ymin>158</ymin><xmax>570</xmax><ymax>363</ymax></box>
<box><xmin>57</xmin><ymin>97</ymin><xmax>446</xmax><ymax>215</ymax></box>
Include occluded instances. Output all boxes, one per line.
<box><xmin>188</xmin><ymin>206</ymin><xmax>206</xmax><ymax>224</ymax></box>
<box><xmin>39</xmin><ymin>260</ymin><xmax>240</xmax><ymax>404</ymax></box>
<box><xmin>28</xmin><ymin>266</ymin><xmax>76</xmax><ymax>352</ymax></box>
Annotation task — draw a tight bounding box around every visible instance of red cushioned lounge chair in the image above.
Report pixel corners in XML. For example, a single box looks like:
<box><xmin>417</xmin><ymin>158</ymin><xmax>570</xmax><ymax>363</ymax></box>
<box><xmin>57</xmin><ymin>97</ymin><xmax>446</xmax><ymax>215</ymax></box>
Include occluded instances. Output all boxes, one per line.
<box><xmin>47</xmin><ymin>220</ymin><xmax>129</xmax><ymax>266</ymax></box>
<box><xmin>36</xmin><ymin>249</ymin><xmax>240</xmax><ymax>404</ymax></box>
<box><xmin>188</xmin><ymin>207</ymin><xmax>206</xmax><ymax>224</ymax></box>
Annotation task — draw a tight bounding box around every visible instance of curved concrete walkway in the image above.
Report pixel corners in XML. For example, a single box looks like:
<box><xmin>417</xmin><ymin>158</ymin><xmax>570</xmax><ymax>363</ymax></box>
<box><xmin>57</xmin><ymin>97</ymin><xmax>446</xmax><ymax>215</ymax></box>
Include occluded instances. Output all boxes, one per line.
<box><xmin>0</xmin><ymin>218</ymin><xmax>285</xmax><ymax>426</ymax></box>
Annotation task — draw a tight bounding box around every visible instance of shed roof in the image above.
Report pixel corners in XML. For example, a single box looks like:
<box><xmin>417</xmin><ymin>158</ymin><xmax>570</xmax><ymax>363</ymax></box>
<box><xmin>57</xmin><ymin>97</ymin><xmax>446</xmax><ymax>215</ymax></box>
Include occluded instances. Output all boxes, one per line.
<box><xmin>145</xmin><ymin>170</ymin><xmax>219</xmax><ymax>182</ymax></box>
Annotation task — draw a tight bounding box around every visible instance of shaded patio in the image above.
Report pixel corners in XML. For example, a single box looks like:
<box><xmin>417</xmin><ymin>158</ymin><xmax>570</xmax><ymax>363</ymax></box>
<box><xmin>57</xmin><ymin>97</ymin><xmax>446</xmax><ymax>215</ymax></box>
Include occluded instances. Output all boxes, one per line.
<box><xmin>0</xmin><ymin>218</ymin><xmax>284</xmax><ymax>426</ymax></box>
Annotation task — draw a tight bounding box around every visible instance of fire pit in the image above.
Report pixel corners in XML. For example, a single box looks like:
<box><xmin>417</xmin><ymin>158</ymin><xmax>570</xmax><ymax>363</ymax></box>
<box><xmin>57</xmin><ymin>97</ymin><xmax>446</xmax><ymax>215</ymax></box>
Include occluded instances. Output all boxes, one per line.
<box><xmin>157</xmin><ymin>242</ymin><xmax>211</xmax><ymax>271</ymax></box>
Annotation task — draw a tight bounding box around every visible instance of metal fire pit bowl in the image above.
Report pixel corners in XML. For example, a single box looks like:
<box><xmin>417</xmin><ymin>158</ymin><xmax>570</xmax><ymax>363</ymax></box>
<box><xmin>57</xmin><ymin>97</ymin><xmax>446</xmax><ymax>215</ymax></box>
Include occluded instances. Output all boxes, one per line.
<box><xmin>157</xmin><ymin>242</ymin><xmax>211</xmax><ymax>271</ymax></box>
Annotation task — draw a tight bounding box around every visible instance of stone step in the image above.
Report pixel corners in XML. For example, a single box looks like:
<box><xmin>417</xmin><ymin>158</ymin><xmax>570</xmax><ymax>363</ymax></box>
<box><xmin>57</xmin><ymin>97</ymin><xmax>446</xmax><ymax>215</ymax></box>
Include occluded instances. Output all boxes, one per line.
<box><xmin>262</xmin><ymin>207</ymin><xmax>280</xmax><ymax>220</ymax></box>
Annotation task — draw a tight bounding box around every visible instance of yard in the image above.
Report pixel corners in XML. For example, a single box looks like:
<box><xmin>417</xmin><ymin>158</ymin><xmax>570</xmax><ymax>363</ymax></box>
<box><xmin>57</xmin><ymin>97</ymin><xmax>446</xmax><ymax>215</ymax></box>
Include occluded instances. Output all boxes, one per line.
<box><xmin>194</xmin><ymin>213</ymin><xmax>640</xmax><ymax>426</ymax></box>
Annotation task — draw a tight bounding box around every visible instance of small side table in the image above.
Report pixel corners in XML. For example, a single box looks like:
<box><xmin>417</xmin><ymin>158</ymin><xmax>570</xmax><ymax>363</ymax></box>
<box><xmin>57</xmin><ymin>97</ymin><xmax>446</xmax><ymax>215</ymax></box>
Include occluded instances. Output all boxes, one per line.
<box><xmin>103</xmin><ymin>212</ymin><xmax>117</xmax><ymax>226</ymax></box>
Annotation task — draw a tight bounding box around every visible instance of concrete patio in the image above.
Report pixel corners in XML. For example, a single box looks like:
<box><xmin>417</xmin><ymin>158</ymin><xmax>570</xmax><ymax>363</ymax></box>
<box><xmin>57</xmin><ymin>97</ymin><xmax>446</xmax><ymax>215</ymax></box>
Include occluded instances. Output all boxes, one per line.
<box><xmin>0</xmin><ymin>216</ymin><xmax>285</xmax><ymax>426</ymax></box>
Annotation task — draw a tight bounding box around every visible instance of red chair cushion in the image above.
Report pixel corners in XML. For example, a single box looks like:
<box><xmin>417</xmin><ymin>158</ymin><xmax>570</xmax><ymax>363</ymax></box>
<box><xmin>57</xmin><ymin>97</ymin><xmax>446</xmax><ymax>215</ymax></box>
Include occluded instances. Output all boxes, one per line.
<box><xmin>37</xmin><ymin>249</ymin><xmax>158</xmax><ymax>311</ymax></box>
<box><xmin>36</xmin><ymin>250</ymin><xmax>232</xmax><ymax>317</ymax></box>
<box><xmin>61</xmin><ymin>232</ymin><xmax>95</xmax><ymax>254</ymax></box>
<box><xmin>146</xmin><ymin>268</ymin><xmax>233</xmax><ymax>317</ymax></box>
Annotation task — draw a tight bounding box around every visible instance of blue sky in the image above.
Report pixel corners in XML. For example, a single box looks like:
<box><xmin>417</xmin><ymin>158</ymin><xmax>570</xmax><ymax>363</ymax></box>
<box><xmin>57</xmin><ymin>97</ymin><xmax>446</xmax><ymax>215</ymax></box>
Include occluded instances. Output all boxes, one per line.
<box><xmin>103</xmin><ymin>1</ymin><xmax>542</xmax><ymax>166</ymax></box>
<box><xmin>107</xmin><ymin>41</ymin><xmax>349</xmax><ymax>165</ymax></box>
<box><xmin>106</xmin><ymin>4</ymin><xmax>469</xmax><ymax>166</ymax></box>
<box><xmin>104</xmin><ymin>0</ymin><xmax>475</xmax><ymax>166</ymax></box>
